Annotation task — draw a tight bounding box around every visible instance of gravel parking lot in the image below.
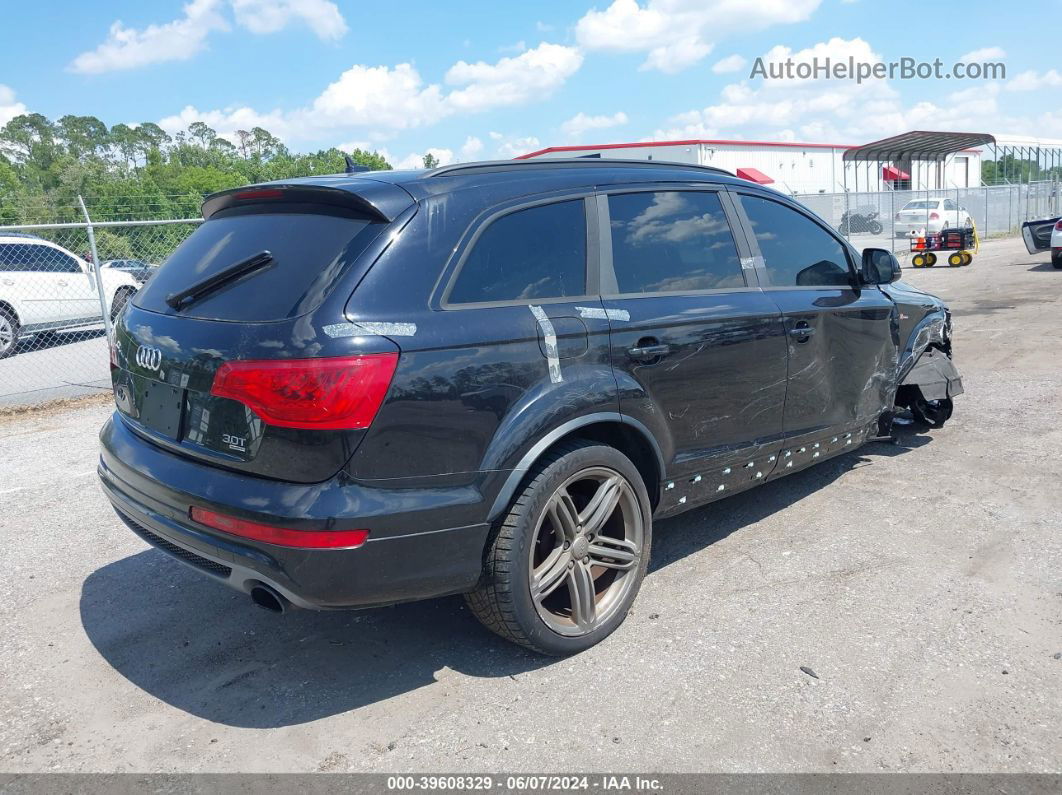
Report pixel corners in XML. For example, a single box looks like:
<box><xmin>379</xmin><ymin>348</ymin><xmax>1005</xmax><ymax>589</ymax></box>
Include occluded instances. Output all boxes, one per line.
<box><xmin>1</xmin><ymin>236</ymin><xmax>1059</xmax><ymax>773</ymax></box>
<box><xmin>0</xmin><ymin>328</ymin><xmax>110</xmax><ymax>408</ymax></box>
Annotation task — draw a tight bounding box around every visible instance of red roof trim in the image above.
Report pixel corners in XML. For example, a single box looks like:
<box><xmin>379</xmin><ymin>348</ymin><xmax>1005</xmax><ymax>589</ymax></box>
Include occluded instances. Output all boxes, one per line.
<box><xmin>516</xmin><ymin>139</ymin><xmax>857</xmax><ymax>159</ymax></box>
<box><xmin>516</xmin><ymin>139</ymin><xmax>982</xmax><ymax>159</ymax></box>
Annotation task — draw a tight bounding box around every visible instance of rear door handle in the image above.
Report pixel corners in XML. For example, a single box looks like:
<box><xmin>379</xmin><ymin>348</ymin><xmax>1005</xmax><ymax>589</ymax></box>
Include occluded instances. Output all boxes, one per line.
<box><xmin>627</xmin><ymin>342</ymin><xmax>671</xmax><ymax>362</ymax></box>
<box><xmin>787</xmin><ymin>322</ymin><xmax>815</xmax><ymax>341</ymax></box>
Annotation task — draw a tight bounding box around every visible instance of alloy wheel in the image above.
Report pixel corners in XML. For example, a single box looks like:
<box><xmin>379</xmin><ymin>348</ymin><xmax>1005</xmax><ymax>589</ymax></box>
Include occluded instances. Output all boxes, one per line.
<box><xmin>527</xmin><ymin>467</ymin><xmax>644</xmax><ymax>637</ymax></box>
<box><xmin>0</xmin><ymin>316</ymin><xmax>14</xmax><ymax>354</ymax></box>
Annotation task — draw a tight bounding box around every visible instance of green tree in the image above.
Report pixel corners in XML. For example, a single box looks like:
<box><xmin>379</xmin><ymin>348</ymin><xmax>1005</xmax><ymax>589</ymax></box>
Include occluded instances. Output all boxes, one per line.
<box><xmin>422</xmin><ymin>152</ymin><xmax>439</xmax><ymax>169</ymax></box>
<box><xmin>56</xmin><ymin>115</ymin><xmax>109</xmax><ymax>159</ymax></box>
<box><xmin>188</xmin><ymin>121</ymin><xmax>216</xmax><ymax>149</ymax></box>
<box><xmin>0</xmin><ymin>112</ymin><xmax>393</xmax><ymax>235</ymax></box>
<box><xmin>93</xmin><ymin>228</ymin><xmax>135</xmax><ymax>260</ymax></box>
<box><xmin>348</xmin><ymin>148</ymin><xmax>391</xmax><ymax>170</ymax></box>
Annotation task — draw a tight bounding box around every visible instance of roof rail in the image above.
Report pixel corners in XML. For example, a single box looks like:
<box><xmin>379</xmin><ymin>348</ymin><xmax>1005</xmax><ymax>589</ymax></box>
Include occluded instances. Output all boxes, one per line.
<box><xmin>425</xmin><ymin>158</ymin><xmax>734</xmax><ymax>179</ymax></box>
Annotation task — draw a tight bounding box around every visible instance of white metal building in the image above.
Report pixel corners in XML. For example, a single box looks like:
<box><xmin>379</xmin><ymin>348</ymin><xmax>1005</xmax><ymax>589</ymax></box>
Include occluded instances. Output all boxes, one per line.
<box><xmin>517</xmin><ymin>137</ymin><xmax>983</xmax><ymax>195</ymax></box>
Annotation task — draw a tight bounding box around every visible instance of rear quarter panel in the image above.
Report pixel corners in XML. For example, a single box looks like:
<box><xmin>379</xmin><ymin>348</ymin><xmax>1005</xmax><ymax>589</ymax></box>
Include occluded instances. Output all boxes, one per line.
<box><xmin>341</xmin><ymin>190</ymin><xmax>620</xmax><ymax>516</ymax></box>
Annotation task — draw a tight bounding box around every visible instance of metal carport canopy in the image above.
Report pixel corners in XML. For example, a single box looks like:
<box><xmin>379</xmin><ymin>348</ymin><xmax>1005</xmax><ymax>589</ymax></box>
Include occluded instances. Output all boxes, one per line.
<box><xmin>842</xmin><ymin>130</ymin><xmax>996</xmax><ymax>163</ymax></box>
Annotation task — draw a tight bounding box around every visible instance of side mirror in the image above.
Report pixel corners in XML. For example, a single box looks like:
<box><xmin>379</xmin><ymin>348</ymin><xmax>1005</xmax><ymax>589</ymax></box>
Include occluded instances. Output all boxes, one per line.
<box><xmin>861</xmin><ymin>248</ymin><xmax>901</xmax><ymax>285</ymax></box>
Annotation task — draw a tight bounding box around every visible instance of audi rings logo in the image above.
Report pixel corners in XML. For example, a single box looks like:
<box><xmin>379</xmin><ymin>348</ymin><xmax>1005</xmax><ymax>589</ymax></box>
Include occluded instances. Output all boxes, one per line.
<box><xmin>135</xmin><ymin>345</ymin><xmax>163</xmax><ymax>371</ymax></box>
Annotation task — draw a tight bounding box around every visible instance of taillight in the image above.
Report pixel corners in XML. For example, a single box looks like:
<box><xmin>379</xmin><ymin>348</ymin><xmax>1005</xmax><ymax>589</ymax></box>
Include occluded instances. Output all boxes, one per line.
<box><xmin>210</xmin><ymin>353</ymin><xmax>398</xmax><ymax>430</ymax></box>
<box><xmin>929</xmin><ymin>212</ymin><xmax>940</xmax><ymax>220</ymax></box>
<box><xmin>190</xmin><ymin>506</ymin><xmax>369</xmax><ymax>549</ymax></box>
<box><xmin>1054</xmin><ymin>220</ymin><xmax>1062</xmax><ymax>231</ymax></box>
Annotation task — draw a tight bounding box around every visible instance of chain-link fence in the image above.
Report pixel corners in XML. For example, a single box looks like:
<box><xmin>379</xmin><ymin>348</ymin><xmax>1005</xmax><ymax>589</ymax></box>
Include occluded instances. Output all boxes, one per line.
<box><xmin>0</xmin><ymin>203</ymin><xmax>201</xmax><ymax>409</ymax></box>
<box><xmin>2</xmin><ymin>181</ymin><xmax>1058</xmax><ymax>409</ymax></box>
<box><xmin>793</xmin><ymin>180</ymin><xmax>1061</xmax><ymax>254</ymax></box>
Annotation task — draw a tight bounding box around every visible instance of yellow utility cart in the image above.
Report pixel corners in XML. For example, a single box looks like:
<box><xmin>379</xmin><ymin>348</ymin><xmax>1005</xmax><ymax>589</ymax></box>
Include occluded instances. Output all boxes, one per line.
<box><xmin>910</xmin><ymin>221</ymin><xmax>979</xmax><ymax>268</ymax></box>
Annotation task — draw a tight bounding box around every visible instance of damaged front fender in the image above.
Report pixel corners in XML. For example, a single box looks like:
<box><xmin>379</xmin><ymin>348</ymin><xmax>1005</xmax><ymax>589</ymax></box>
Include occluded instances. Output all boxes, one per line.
<box><xmin>901</xmin><ymin>347</ymin><xmax>964</xmax><ymax>401</ymax></box>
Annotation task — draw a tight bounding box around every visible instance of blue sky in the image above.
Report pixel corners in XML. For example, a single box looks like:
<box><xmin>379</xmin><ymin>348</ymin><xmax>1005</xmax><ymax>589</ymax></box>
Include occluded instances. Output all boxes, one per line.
<box><xmin>1</xmin><ymin>0</ymin><xmax>1060</xmax><ymax>167</ymax></box>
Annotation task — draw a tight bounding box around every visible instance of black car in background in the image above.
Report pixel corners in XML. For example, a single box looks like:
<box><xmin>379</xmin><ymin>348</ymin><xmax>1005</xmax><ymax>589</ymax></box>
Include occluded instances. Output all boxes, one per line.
<box><xmin>98</xmin><ymin>159</ymin><xmax>963</xmax><ymax>655</ymax></box>
<box><xmin>103</xmin><ymin>258</ymin><xmax>156</xmax><ymax>284</ymax></box>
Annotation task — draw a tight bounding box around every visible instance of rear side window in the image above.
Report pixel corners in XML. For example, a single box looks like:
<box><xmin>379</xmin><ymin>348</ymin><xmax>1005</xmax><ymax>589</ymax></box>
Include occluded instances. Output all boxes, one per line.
<box><xmin>448</xmin><ymin>200</ymin><xmax>586</xmax><ymax>305</ymax></box>
<box><xmin>0</xmin><ymin>243</ymin><xmax>80</xmax><ymax>273</ymax></box>
<box><xmin>0</xmin><ymin>243</ymin><xmax>23</xmax><ymax>272</ymax></box>
<box><xmin>133</xmin><ymin>211</ymin><xmax>381</xmax><ymax>321</ymax></box>
<box><xmin>607</xmin><ymin>191</ymin><xmax>744</xmax><ymax>293</ymax></box>
<box><xmin>740</xmin><ymin>195</ymin><xmax>852</xmax><ymax>287</ymax></box>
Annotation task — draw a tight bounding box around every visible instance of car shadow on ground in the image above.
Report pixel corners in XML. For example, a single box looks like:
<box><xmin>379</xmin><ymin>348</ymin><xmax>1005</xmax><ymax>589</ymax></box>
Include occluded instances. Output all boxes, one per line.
<box><xmin>1027</xmin><ymin>261</ymin><xmax>1061</xmax><ymax>272</ymax></box>
<box><xmin>80</xmin><ymin>425</ymin><xmax>934</xmax><ymax>729</ymax></box>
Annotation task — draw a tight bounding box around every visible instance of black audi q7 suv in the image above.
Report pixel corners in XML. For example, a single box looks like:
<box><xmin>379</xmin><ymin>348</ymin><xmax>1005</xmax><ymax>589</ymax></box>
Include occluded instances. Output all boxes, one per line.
<box><xmin>99</xmin><ymin>159</ymin><xmax>963</xmax><ymax>655</ymax></box>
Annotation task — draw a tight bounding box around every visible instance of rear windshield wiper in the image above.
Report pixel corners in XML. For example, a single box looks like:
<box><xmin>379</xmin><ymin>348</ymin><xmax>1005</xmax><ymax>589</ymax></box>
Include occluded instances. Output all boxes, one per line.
<box><xmin>165</xmin><ymin>251</ymin><xmax>274</xmax><ymax>310</ymax></box>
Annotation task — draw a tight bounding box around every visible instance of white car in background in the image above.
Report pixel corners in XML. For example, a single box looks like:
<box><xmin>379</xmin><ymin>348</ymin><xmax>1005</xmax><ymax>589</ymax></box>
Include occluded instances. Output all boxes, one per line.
<box><xmin>1020</xmin><ymin>216</ymin><xmax>1062</xmax><ymax>269</ymax></box>
<box><xmin>1055</xmin><ymin>221</ymin><xmax>1062</xmax><ymax>268</ymax></box>
<box><xmin>894</xmin><ymin>198</ymin><xmax>974</xmax><ymax>237</ymax></box>
<box><xmin>0</xmin><ymin>234</ymin><xmax>139</xmax><ymax>358</ymax></box>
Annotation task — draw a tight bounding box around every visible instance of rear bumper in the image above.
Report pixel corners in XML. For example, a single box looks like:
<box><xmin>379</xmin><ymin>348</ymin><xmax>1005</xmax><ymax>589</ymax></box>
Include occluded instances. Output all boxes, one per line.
<box><xmin>98</xmin><ymin>413</ymin><xmax>490</xmax><ymax>609</ymax></box>
<box><xmin>895</xmin><ymin>221</ymin><xmax>941</xmax><ymax>237</ymax></box>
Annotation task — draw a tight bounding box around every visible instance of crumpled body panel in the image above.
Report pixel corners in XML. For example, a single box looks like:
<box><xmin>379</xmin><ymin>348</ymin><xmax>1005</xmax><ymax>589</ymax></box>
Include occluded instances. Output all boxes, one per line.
<box><xmin>902</xmin><ymin>347</ymin><xmax>964</xmax><ymax>401</ymax></box>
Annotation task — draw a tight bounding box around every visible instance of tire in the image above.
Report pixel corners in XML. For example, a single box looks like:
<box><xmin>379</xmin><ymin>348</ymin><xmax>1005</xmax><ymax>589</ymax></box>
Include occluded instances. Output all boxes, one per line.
<box><xmin>961</xmin><ymin>251</ymin><xmax>972</xmax><ymax>266</ymax></box>
<box><xmin>912</xmin><ymin>254</ymin><xmax>925</xmax><ymax>268</ymax></box>
<box><xmin>110</xmin><ymin>287</ymin><xmax>135</xmax><ymax>322</ymax></box>
<box><xmin>0</xmin><ymin>306</ymin><xmax>19</xmax><ymax>359</ymax></box>
<box><xmin>925</xmin><ymin>253</ymin><xmax>937</xmax><ymax>267</ymax></box>
<box><xmin>869</xmin><ymin>220</ymin><xmax>883</xmax><ymax>235</ymax></box>
<box><xmin>948</xmin><ymin>253</ymin><xmax>963</xmax><ymax>267</ymax></box>
<box><xmin>910</xmin><ymin>396</ymin><xmax>953</xmax><ymax>428</ymax></box>
<box><xmin>465</xmin><ymin>439</ymin><xmax>652</xmax><ymax>656</ymax></box>
<box><xmin>1053</xmin><ymin>251</ymin><xmax>1062</xmax><ymax>269</ymax></box>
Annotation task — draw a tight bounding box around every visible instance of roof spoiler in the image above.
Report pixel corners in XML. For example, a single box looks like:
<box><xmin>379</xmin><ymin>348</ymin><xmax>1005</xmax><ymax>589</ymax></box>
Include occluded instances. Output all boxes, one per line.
<box><xmin>201</xmin><ymin>184</ymin><xmax>399</xmax><ymax>222</ymax></box>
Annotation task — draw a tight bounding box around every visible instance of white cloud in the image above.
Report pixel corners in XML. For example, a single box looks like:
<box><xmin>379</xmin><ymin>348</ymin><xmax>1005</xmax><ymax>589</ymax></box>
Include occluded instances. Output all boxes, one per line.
<box><xmin>231</xmin><ymin>0</ymin><xmax>347</xmax><ymax>40</ymax></box>
<box><xmin>70</xmin><ymin>0</ymin><xmax>346</xmax><ymax>73</ymax></box>
<box><xmin>653</xmin><ymin>38</ymin><xmax>905</xmax><ymax>143</ymax></box>
<box><xmin>157</xmin><ymin>42</ymin><xmax>584</xmax><ymax>146</ymax></box>
<box><xmin>70</xmin><ymin>0</ymin><xmax>228</xmax><ymax>74</ymax></box>
<box><xmin>1006</xmin><ymin>69</ymin><xmax>1062</xmax><ymax>92</ymax></box>
<box><xmin>711</xmin><ymin>54</ymin><xmax>747</xmax><ymax>74</ymax></box>
<box><xmin>158</xmin><ymin>104</ymin><xmax>291</xmax><ymax>143</ymax></box>
<box><xmin>959</xmin><ymin>46</ymin><xmax>1006</xmax><ymax>62</ymax></box>
<box><xmin>445</xmin><ymin>43</ymin><xmax>583</xmax><ymax>112</ymax></box>
<box><xmin>560</xmin><ymin>111</ymin><xmax>629</xmax><ymax>140</ymax></box>
<box><xmin>461</xmin><ymin>136</ymin><xmax>484</xmax><ymax>158</ymax></box>
<box><xmin>0</xmin><ymin>85</ymin><xmax>27</xmax><ymax>127</ymax></box>
<box><xmin>394</xmin><ymin>147</ymin><xmax>455</xmax><ymax>170</ymax></box>
<box><xmin>335</xmin><ymin>139</ymin><xmax>370</xmax><ymax>152</ymax></box>
<box><xmin>494</xmin><ymin>135</ymin><xmax>541</xmax><ymax>159</ymax></box>
<box><xmin>642</xmin><ymin>36</ymin><xmax>711</xmax><ymax>74</ymax></box>
<box><xmin>649</xmin><ymin>35</ymin><xmax>1053</xmax><ymax>162</ymax></box>
<box><xmin>308</xmin><ymin>63</ymin><xmax>448</xmax><ymax>130</ymax></box>
<box><xmin>575</xmin><ymin>0</ymin><xmax>821</xmax><ymax>73</ymax></box>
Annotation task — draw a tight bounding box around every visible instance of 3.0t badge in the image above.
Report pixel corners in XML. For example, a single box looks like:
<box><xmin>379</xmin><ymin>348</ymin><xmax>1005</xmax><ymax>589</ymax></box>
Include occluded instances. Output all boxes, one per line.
<box><xmin>135</xmin><ymin>345</ymin><xmax>162</xmax><ymax>371</ymax></box>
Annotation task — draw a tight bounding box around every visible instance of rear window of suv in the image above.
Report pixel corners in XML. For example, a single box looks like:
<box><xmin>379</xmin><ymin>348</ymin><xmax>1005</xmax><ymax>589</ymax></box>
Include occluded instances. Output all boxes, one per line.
<box><xmin>447</xmin><ymin>200</ymin><xmax>587</xmax><ymax>305</ymax></box>
<box><xmin>133</xmin><ymin>209</ymin><xmax>382</xmax><ymax>322</ymax></box>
